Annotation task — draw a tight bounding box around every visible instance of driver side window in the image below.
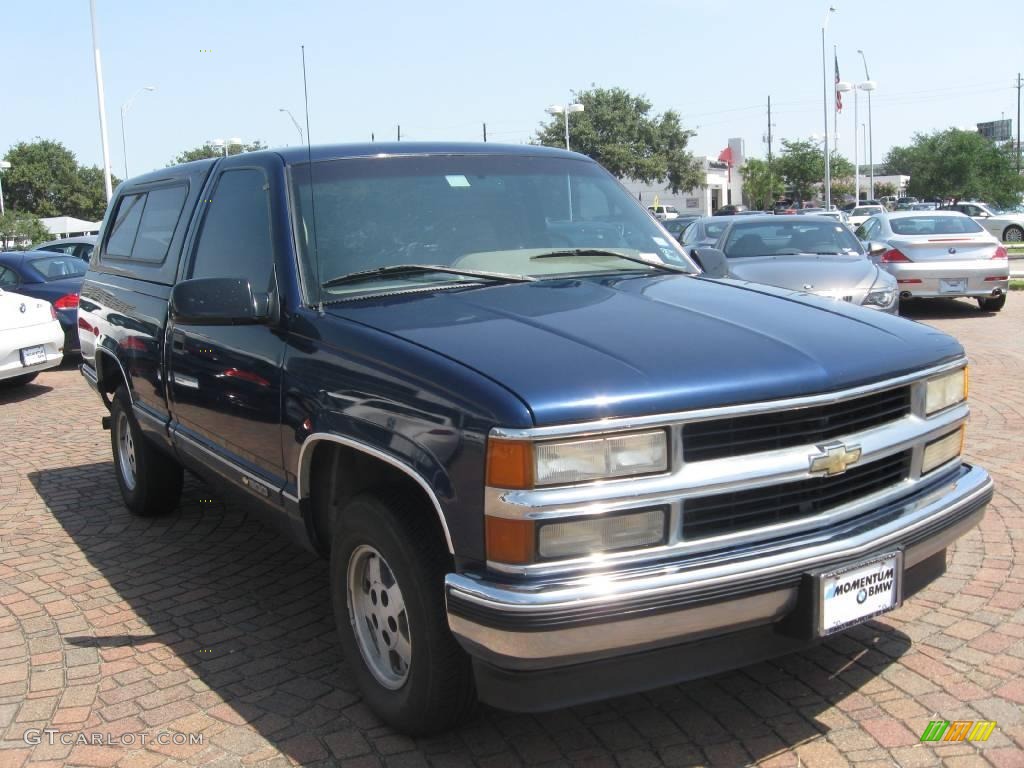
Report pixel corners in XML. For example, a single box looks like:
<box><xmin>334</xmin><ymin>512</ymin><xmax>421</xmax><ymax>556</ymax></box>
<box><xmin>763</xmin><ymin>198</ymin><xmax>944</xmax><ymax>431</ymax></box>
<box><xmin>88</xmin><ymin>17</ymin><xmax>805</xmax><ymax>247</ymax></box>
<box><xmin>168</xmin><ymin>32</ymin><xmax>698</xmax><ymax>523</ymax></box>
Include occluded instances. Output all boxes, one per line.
<box><xmin>0</xmin><ymin>266</ymin><xmax>17</xmax><ymax>287</ymax></box>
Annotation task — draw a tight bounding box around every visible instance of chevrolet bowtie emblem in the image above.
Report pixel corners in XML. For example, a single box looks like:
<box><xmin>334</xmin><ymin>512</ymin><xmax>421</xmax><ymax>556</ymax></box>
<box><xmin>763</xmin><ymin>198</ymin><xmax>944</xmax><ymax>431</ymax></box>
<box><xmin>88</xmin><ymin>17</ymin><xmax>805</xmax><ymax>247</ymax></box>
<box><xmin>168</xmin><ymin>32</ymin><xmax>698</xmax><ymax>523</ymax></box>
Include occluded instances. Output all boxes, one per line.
<box><xmin>809</xmin><ymin>442</ymin><xmax>862</xmax><ymax>476</ymax></box>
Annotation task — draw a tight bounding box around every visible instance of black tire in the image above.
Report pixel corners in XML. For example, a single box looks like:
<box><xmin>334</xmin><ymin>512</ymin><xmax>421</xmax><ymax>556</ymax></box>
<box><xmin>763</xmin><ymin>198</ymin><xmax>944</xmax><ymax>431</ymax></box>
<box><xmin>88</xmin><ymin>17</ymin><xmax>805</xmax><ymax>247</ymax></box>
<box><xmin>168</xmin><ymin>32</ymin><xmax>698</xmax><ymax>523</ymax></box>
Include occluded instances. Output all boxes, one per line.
<box><xmin>1003</xmin><ymin>225</ymin><xmax>1024</xmax><ymax>243</ymax></box>
<box><xmin>110</xmin><ymin>386</ymin><xmax>183</xmax><ymax>516</ymax></box>
<box><xmin>0</xmin><ymin>372</ymin><xmax>39</xmax><ymax>388</ymax></box>
<box><xmin>978</xmin><ymin>294</ymin><xmax>1006</xmax><ymax>312</ymax></box>
<box><xmin>330</xmin><ymin>491</ymin><xmax>476</xmax><ymax>734</ymax></box>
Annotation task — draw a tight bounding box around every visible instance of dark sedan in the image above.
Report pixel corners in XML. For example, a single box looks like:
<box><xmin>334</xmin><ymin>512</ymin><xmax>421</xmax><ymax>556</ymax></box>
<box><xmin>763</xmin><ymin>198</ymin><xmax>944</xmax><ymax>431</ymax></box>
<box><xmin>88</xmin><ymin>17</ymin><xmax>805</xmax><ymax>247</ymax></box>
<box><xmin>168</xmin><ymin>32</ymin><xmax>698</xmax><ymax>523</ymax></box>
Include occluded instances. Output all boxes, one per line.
<box><xmin>660</xmin><ymin>215</ymin><xmax>699</xmax><ymax>241</ymax></box>
<box><xmin>0</xmin><ymin>251</ymin><xmax>85</xmax><ymax>353</ymax></box>
<box><xmin>679</xmin><ymin>216</ymin><xmax>730</xmax><ymax>249</ymax></box>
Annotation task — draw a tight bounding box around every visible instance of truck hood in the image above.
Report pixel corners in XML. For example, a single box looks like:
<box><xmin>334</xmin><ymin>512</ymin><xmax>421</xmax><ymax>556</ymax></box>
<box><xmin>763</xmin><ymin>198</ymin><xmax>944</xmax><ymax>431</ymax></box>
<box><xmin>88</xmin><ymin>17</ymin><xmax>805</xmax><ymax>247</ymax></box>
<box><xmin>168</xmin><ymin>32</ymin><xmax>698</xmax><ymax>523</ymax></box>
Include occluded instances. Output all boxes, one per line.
<box><xmin>330</xmin><ymin>274</ymin><xmax>962</xmax><ymax>425</ymax></box>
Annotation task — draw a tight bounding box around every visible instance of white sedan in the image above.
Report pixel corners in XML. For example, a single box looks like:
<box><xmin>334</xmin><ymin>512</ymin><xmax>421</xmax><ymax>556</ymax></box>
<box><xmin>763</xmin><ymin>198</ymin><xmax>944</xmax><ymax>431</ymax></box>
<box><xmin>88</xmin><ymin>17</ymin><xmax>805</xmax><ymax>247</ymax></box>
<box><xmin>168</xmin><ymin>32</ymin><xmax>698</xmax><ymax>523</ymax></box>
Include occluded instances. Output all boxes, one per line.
<box><xmin>945</xmin><ymin>201</ymin><xmax>1024</xmax><ymax>243</ymax></box>
<box><xmin>855</xmin><ymin>211</ymin><xmax>1009</xmax><ymax>311</ymax></box>
<box><xmin>847</xmin><ymin>205</ymin><xmax>886</xmax><ymax>228</ymax></box>
<box><xmin>0</xmin><ymin>288</ymin><xmax>64</xmax><ymax>387</ymax></box>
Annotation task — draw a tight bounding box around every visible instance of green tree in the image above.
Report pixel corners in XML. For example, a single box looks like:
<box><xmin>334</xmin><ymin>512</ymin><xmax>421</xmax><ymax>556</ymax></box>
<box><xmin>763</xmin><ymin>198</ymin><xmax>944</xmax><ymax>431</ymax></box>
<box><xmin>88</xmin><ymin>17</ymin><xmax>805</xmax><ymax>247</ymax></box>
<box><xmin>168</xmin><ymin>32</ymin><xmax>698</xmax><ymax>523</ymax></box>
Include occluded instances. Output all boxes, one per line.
<box><xmin>534</xmin><ymin>87</ymin><xmax>702</xmax><ymax>193</ymax></box>
<box><xmin>774</xmin><ymin>140</ymin><xmax>854</xmax><ymax>204</ymax></box>
<box><xmin>1</xmin><ymin>140</ymin><xmax>118</xmax><ymax>221</ymax></box>
<box><xmin>72</xmin><ymin>166</ymin><xmax>117</xmax><ymax>221</ymax></box>
<box><xmin>170</xmin><ymin>140</ymin><xmax>268</xmax><ymax>166</ymax></box>
<box><xmin>739</xmin><ymin>158</ymin><xmax>783</xmax><ymax>210</ymax></box>
<box><xmin>883</xmin><ymin>129</ymin><xmax>1024</xmax><ymax>206</ymax></box>
<box><xmin>875</xmin><ymin>181</ymin><xmax>897</xmax><ymax>198</ymax></box>
<box><xmin>0</xmin><ymin>210</ymin><xmax>51</xmax><ymax>249</ymax></box>
<box><xmin>2</xmin><ymin>140</ymin><xmax>80</xmax><ymax>217</ymax></box>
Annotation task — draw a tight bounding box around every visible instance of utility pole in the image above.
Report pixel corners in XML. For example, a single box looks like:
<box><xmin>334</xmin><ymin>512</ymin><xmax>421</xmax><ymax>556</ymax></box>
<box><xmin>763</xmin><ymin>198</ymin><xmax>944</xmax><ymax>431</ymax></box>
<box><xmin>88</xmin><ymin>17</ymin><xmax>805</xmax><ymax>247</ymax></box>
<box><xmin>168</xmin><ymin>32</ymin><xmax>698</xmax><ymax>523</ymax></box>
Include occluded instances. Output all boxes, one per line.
<box><xmin>1016</xmin><ymin>73</ymin><xmax>1022</xmax><ymax>173</ymax></box>
<box><xmin>483</xmin><ymin>122</ymin><xmax>487</xmax><ymax>142</ymax></box>
<box><xmin>397</xmin><ymin>124</ymin><xmax>401</xmax><ymax>142</ymax></box>
<box><xmin>767</xmin><ymin>96</ymin><xmax>773</xmax><ymax>165</ymax></box>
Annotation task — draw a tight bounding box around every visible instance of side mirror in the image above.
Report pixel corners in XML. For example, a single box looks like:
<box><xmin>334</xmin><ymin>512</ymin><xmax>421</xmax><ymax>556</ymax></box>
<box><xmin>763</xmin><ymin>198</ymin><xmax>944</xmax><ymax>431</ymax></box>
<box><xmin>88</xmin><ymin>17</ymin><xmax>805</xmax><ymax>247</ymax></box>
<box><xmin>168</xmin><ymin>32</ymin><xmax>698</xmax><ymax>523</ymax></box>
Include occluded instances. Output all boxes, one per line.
<box><xmin>170</xmin><ymin>277</ymin><xmax>272</xmax><ymax>325</ymax></box>
<box><xmin>867</xmin><ymin>241</ymin><xmax>888</xmax><ymax>256</ymax></box>
<box><xmin>690</xmin><ymin>247</ymin><xmax>730</xmax><ymax>279</ymax></box>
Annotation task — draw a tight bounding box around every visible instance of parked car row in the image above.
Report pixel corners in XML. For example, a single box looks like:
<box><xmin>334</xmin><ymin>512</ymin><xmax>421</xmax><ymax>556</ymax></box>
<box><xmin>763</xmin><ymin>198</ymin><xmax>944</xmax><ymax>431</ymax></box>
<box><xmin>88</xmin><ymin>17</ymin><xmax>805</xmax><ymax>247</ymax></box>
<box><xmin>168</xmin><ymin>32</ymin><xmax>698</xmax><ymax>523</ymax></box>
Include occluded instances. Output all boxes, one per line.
<box><xmin>665</xmin><ymin>207</ymin><xmax>1009</xmax><ymax>314</ymax></box>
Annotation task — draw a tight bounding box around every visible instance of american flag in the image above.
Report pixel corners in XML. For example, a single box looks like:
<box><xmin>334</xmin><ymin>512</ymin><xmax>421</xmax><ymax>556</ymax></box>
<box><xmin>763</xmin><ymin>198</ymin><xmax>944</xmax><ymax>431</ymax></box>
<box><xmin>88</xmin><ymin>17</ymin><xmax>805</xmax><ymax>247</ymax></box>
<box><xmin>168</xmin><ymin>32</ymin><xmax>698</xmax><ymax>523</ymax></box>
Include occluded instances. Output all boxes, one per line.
<box><xmin>835</xmin><ymin>52</ymin><xmax>843</xmax><ymax>113</ymax></box>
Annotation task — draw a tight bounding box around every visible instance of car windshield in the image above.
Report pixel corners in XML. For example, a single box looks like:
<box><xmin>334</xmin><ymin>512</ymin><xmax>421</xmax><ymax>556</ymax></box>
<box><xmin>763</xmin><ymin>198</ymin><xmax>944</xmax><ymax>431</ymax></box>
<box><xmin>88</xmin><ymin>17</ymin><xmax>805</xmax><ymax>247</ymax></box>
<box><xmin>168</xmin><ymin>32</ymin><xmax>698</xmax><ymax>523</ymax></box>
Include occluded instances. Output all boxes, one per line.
<box><xmin>981</xmin><ymin>204</ymin><xmax>1004</xmax><ymax>215</ymax></box>
<box><xmin>704</xmin><ymin>220</ymin><xmax>728</xmax><ymax>239</ymax></box>
<box><xmin>290</xmin><ymin>153</ymin><xmax>695</xmax><ymax>300</ymax></box>
<box><xmin>852</xmin><ymin>206</ymin><xmax>882</xmax><ymax>216</ymax></box>
<box><xmin>889</xmin><ymin>216</ymin><xmax>985</xmax><ymax>235</ymax></box>
<box><xmin>722</xmin><ymin>220</ymin><xmax>864</xmax><ymax>258</ymax></box>
<box><xmin>27</xmin><ymin>255</ymin><xmax>87</xmax><ymax>280</ymax></box>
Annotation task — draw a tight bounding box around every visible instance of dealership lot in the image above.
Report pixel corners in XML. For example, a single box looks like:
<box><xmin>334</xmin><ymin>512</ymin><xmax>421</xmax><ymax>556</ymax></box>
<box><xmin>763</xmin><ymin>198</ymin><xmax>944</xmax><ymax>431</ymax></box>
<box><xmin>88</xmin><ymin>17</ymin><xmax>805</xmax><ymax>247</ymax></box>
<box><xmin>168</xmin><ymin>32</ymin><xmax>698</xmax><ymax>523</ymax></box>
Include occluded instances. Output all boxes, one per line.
<box><xmin>0</xmin><ymin>298</ymin><xmax>1021</xmax><ymax>768</ymax></box>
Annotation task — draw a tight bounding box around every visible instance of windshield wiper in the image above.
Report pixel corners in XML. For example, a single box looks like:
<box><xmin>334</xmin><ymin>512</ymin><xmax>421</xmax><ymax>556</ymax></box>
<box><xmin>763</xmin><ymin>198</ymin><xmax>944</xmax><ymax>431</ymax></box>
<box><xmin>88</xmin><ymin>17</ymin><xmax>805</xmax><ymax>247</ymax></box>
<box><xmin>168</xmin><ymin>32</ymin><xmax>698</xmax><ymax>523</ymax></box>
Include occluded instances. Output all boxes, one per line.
<box><xmin>321</xmin><ymin>264</ymin><xmax>535</xmax><ymax>290</ymax></box>
<box><xmin>530</xmin><ymin>248</ymin><xmax>692</xmax><ymax>274</ymax></box>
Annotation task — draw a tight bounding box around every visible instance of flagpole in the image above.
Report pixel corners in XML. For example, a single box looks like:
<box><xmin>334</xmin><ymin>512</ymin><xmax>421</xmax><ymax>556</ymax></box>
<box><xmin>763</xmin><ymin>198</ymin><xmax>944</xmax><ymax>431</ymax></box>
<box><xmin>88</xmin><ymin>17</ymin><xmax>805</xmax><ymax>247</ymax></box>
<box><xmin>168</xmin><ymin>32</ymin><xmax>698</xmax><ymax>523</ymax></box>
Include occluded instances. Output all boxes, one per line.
<box><xmin>821</xmin><ymin>7</ymin><xmax>835</xmax><ymax>211</ymax></box>
<box><xmin>833</xmin><ymin>45</ymin><xmax>839</xmax><ymax>158</ymax></box>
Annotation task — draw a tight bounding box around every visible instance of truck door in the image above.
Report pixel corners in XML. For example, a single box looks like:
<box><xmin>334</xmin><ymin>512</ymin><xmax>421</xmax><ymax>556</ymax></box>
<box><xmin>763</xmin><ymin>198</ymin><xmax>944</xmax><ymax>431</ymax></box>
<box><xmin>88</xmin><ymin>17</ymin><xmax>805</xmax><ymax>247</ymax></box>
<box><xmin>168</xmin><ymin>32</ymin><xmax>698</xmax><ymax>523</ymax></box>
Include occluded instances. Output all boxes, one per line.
<box><xmin>166</xmin><ymin>162</ymin><xmax>286</xmax><ymax>496</ymax></box>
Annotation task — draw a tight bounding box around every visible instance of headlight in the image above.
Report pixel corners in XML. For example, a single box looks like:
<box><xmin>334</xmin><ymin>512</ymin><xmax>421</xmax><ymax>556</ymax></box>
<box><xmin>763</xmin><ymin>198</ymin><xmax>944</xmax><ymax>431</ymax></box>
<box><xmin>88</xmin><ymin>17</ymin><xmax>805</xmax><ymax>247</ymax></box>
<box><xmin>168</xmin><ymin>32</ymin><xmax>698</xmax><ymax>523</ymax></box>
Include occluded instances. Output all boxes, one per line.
<box><xmin>922</xmin><ymin>427</ymin><xmax>964</xmax><ymax>474</ymax></box>
<box><xmin>486</xmin><ymin>430</ymin><xmax>669</xmax><ymax>489</ymax></box>
<box><xmin>925</xmin><ymin>368</ymin><xmax>968</xmax><ymax>415</ymax></box>
<box><xmin>862</xmin><ymin>287</ymin><xmax>896</xmax><ymax>309</ymax></box>
<box><xmin>485</xmin><ymin>508</ymin><xmax>667</xmax><ymax>564</ymax></box>
<box><xmin>537</xmin><ymin>509</ymin><xmax>666</xmax><ymax>560</ymax></box>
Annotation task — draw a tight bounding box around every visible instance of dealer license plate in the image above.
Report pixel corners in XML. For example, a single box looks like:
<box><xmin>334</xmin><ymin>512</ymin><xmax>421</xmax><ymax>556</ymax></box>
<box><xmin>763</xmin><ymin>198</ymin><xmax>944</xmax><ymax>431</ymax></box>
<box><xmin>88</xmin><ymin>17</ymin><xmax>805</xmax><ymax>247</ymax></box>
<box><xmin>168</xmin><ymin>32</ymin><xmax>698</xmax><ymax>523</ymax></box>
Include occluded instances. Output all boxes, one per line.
<box><xmin>819</xmin><ymin>551</ymin><xmax>903</xmax><ymax>636</ymax></box>
<box><xmin>20</xmin><ymin>345</ymin><xmax>46</xmax><ymax>367</ymax></box>
<box><xmin>939</xmin><ymin>278</ymin><xmax>966</xmax><ymax>294</ymax></box>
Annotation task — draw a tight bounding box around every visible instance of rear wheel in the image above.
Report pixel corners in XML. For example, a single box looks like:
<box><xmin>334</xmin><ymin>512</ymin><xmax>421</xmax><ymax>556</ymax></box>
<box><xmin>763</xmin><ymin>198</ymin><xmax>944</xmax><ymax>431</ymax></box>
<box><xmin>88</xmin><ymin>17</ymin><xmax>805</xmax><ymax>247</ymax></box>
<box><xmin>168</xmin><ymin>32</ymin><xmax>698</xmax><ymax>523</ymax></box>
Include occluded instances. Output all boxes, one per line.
<box><xmin>0</xmin><ymin>372</ymin><xmax>39</xmax><ymax>388</ymax></box>
<box><xmin>1003</xmin><ymin>225</ymin><xmax>1024</xmax><ymax>243</ymax></box>
<box><xmin>330</xmin><ymin>492</ymin><xmax>476</xmax><ymax>734</ymax></box>
<box><xmin>978</xmin><ymin>294</ymin><xmax>1006</xmax><ymax>312</ymax></box>
<box><xmin>110</xmin><ymin>387</ymin><xmax>183</xmax><ymax>516</ymax></box>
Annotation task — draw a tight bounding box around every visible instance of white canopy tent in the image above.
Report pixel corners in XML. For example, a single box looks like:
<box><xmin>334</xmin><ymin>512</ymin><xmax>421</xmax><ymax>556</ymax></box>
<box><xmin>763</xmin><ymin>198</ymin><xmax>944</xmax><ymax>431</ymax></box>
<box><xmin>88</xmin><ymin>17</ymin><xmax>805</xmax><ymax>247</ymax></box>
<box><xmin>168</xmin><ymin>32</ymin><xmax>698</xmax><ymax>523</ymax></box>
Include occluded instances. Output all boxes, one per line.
<box><xmin>39</xmin><ymin>216</ymin><xmax>102</xmax><ymax>237</ymax></box>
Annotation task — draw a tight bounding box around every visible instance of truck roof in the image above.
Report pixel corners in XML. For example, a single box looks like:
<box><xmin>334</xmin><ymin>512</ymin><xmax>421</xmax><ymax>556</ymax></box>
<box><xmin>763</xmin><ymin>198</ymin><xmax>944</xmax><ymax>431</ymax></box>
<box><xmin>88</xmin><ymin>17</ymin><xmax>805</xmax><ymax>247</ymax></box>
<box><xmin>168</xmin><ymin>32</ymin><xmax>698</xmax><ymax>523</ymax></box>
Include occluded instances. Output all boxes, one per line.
<box><xmin>271</xmin><ymin>141</ymin><xmax>583</xmax><ymax>165</ymax></box>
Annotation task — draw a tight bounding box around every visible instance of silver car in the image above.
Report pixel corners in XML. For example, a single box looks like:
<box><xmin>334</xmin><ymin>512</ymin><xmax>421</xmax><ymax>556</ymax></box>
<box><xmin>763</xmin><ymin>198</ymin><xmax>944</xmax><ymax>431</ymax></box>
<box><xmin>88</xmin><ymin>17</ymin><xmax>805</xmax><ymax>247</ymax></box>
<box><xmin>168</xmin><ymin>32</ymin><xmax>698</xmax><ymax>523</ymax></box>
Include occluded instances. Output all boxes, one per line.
<box><xmin>855</xmin><ymin>211</ymin><xmax>1009</xmax><ymax>312</ymax></box>
<box><xmin>712</xmin><ymin>216</ymin><xmax>898</xmax><ymax>313</ymax></box>
<box><xmin>35</xmin><ymin>235</ymin><xmax>97</xmax><ymax>262</ymax></box>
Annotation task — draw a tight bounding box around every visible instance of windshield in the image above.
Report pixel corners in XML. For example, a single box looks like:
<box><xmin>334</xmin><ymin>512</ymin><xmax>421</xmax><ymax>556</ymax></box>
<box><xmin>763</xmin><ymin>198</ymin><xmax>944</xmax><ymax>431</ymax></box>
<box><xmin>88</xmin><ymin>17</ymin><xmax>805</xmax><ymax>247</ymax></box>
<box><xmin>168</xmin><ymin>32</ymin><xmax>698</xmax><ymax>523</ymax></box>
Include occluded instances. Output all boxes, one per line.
<box><xmin>852</xmin><ymin>206</ymin><xmax>883</xmax><ymax>216</ymax></box>
<box><xmin>291</xmin><ymin>154</ymin><xmax>695</xmax><ymax>300</ymax></box>
<box><xmin>890</xmin><ymin>216</ymin><xmax>984</xmax><ymax>235</ymax></box>
<box><xmin>981</xmin><ymin>204</ymin><xmax>1004</xmax><ymax>215</ymax></box>
<box><xmin>722</xmin><ymin>220</ymin><xmax>864</xmax><ymax>258</ymax></box>
<box><xmin>28</xmin><ymin>255</ymin><xmax>87</xmax><ymax>281</ymax></box>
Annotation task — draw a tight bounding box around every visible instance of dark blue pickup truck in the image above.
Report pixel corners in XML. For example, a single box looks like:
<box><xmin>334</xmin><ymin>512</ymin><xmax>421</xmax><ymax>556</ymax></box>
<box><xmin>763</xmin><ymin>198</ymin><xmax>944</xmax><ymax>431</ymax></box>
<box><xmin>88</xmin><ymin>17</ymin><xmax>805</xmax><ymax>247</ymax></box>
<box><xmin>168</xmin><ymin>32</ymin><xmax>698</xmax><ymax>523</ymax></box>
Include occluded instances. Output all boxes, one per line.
<box><xmin>78</xmin><ymin>143</ymin><xmax>992</xmax><ymax>733</ymax></box>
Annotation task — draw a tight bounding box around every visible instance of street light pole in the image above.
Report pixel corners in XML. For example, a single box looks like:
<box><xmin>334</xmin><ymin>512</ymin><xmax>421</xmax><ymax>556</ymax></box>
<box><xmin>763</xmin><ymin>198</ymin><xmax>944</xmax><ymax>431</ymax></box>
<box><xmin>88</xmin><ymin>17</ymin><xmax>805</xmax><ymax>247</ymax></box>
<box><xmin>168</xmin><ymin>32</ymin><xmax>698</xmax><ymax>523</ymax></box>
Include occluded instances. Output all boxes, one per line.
<box><xmin>0</xmin><ymin>161</ymin><xmax>10</xmax><ymax>216</ymax></box>
<box><xmin>279</xmin><ymin>108</ymin><xmax>304</xmax><ymax>144</ymax></box>
<box><xmin>120</xmin><ymin>85</ymin><xmax>156</xmax><ymax>179</ymax></box>
<box><xmin>821</xmin><ymin>6</ymin><xmax>836</xmax><ymax>210</ymax></box>
<box><xmin>545</xmin><ymin>101</ymin><xmax>585</xmax><ymax>152</ymax></box>
<box><xmin>89</xmin><ymin>0</ymin><xmax>114</xmax><ymax>201</ymax></box>
<box><xmin>858</xmin><ymin>50</ymin><xmax>874</xmax><ymax>199</ymax></box>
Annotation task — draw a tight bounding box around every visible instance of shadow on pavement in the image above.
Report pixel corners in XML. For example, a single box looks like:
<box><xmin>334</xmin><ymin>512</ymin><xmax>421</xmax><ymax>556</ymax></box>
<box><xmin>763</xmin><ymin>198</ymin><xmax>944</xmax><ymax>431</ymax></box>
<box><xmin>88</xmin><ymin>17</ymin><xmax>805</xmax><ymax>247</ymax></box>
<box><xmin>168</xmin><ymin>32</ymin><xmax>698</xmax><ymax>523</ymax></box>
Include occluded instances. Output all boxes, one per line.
<box><xmin>899</xmin><ymin>296</ymin><xmax>1007</xmax><ymax>320</ymax></box>
<box><xmin>29</xmin><ymin>461</ymin><xmax>913</xmax><ymax>765</ymax></box>
<box><xmin>0</xmin><ymin>380</ymin><xmax>53</xmax><ymax>403</ymax></box>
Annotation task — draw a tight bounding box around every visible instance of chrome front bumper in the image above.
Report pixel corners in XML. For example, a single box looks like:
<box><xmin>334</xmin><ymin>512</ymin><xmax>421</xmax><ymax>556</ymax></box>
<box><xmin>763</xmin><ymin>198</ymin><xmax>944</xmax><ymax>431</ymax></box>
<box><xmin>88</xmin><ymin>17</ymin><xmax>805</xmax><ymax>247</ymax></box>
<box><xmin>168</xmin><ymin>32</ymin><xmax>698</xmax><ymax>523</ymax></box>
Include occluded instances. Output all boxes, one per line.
<box><xmin>446</xmin><ymin>463</ymin><xmax>991</xmax><ymax>671</ymax></box>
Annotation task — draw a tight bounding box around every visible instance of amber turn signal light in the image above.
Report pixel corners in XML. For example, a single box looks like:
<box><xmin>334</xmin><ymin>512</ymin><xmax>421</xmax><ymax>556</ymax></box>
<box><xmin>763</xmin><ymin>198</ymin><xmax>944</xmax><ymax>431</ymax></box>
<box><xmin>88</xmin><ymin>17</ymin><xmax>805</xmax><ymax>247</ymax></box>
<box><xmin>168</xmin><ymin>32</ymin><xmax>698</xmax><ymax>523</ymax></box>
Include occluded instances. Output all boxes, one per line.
<box><xmin>486</xmin><ymin>439</ymin><xmax>534</xmax><ymax>489</ymax></box>
<box><xmin>485</xmin><ymin>516</ymin><xmax>535</xmax><ymax>565</ymax></box>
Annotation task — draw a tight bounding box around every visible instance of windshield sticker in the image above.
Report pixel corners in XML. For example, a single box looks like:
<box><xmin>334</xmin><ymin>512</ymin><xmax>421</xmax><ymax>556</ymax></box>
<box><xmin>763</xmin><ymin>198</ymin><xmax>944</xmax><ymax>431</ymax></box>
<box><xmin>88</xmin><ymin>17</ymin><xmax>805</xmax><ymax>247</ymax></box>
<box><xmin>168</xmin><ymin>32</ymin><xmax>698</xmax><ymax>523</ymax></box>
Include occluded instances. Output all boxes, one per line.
<box><xmin>652</xmin><ymin>236</ymin><xmax>670</xmax><ymax>247</ymax></box>
<box><xmin>445</xmin><ymin>175</ymin><xmax>471</xmax><ymax>188</ymax></box>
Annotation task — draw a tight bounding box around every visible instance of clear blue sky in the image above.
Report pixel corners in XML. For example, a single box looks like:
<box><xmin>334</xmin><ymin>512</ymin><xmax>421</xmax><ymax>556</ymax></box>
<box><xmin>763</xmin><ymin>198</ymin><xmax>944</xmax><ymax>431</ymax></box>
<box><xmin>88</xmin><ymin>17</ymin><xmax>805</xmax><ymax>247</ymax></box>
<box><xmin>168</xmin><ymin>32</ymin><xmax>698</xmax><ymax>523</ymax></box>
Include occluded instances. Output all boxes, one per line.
<box><xmin>2</xmin><ymin>0</ymin><xmax>1021</xmax><ymax>178</ymax></box>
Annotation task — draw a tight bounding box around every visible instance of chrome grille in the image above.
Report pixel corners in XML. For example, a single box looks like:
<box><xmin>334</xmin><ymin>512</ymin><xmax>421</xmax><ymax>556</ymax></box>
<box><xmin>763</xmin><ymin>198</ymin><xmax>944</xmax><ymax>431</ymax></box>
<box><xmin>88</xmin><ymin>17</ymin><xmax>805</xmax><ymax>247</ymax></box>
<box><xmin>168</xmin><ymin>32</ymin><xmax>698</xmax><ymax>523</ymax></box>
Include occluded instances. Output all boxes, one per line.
<box><xmin>682</xmin><ymin>386</ymin><xmax>911</xmax><ymax>462</ymax></box>
<box><xmin>682</xmin><ymin>450</ymin><xmax>912</xmax><ymax>540</ymax></box>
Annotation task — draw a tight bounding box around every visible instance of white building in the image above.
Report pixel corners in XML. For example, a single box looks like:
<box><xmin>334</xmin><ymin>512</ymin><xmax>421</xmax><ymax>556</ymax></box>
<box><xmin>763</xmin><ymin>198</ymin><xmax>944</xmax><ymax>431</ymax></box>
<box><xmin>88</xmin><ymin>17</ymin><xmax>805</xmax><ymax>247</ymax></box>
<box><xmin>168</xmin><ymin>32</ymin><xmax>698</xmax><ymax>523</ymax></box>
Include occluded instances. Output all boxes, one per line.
<box><xmin>39</xmin><ymin>216</ymin><xmax>102</xmax><ymax>238</ymax></box>
<box><xmin>620</xmin><ymin>138</ymin><xmax>746</xmax><ymax>216</ymax></box>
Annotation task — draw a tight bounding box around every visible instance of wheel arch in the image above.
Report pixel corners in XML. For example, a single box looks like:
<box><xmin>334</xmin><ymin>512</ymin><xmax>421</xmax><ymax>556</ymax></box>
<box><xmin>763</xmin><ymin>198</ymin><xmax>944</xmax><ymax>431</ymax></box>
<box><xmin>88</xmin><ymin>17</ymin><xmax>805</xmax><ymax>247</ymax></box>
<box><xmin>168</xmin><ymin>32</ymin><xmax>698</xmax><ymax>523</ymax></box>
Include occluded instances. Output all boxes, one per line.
<box><xmin>94</xmin><ymin>347</ymin><xmax>132</xmax><ymax>405</ymax></box>
<box><xmin>298</xmin><ymin>433</ymin><xmax>455</xmax><ymax>555</ymax></box>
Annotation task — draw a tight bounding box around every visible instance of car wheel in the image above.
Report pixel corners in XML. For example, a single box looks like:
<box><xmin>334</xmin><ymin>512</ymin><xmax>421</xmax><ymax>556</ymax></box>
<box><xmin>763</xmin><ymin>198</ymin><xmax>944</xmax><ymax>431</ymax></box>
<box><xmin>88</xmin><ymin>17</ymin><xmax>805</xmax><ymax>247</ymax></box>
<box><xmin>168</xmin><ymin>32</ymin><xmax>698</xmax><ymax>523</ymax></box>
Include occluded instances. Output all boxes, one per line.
<box><xmin>330</xmin><ymin>492</ymin><xmax>476</xmax><ymax>734</ymax></box>
<box><xmin>978</xmin><ymin>294</ymin><xmax>1006</xmax><ymax>312</ymax></box>
<box><xmin>0</xmin><ymin>372</ymin><xmax>39</xmax><ymax>388</ymax></box>
<box><xmin>1003</xmin><ymin>225</ymin><xmax>1024</xmax><ymax>243</ymax></box>
<box><xmin>110</xmin><ymin>386</ymin><xmax>183</xmax><ymax>516</ymax></box>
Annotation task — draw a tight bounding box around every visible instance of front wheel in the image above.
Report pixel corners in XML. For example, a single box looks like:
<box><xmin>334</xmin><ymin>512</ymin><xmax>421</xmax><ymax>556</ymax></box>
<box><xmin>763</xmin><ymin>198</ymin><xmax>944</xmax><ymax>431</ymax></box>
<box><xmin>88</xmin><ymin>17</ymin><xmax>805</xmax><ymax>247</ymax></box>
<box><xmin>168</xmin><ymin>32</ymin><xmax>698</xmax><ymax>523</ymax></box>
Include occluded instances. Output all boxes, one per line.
<box><xmin>1003</xmin><ymin>225</ymin><xmax>1024</xmax><ymax>243</ymax></box>
<box><xmin>978</xmin><ymin>294</ymin><xmax>1006</xmax><ymax>312</ymax></box>
<box><xmin>330</xmin><ymin>492</ymin><xmax>476</xmax><ymax>734</ymax></box>
<box><xmin>110</xmin><ymin>387</ymin><xmax>183</xmax><ymax>516</ymax></box>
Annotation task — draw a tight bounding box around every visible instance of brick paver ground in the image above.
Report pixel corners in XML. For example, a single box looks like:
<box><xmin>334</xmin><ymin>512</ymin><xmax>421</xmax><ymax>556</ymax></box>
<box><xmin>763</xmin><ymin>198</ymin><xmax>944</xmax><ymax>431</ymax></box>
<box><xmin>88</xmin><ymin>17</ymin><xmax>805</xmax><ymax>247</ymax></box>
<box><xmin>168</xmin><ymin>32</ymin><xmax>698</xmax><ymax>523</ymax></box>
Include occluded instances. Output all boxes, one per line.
<box><xmin>0</xmin><ymin>296</ymin><xmax>1021</xmax><ymax>768</ymax></box>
